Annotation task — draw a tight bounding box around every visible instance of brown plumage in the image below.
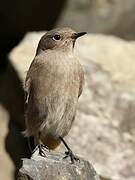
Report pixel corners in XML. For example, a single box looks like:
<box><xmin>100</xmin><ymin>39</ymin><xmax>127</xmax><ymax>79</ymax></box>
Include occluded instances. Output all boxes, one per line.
<box><xmin>24</xmin><ymin>27</ymin><xmax>86</xmax><ymax>162</ymax></box>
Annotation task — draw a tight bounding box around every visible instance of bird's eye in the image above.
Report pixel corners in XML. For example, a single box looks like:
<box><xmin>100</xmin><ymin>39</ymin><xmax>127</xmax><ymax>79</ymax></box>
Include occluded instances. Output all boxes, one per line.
<box><xmin>53</xmin><ymin>34</ymin><xmax>61</xmax><ymax>41</ymax></box>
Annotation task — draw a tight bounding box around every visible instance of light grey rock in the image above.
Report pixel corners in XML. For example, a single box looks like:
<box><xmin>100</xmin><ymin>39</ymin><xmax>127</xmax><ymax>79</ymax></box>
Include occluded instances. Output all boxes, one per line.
<box><xmin>58</xmin><ymin>0</ymin><xmax>135</xmax><ymax>40</ymax></box>
<box><xmin>9</xmin><ymin>32</ymin><xmax>135</xmax><ymax>180</ymax></box>
<box><xmin>18</xmin><ymin>150</ymin><xmax>100</xmax><ymax>180</ymax></box>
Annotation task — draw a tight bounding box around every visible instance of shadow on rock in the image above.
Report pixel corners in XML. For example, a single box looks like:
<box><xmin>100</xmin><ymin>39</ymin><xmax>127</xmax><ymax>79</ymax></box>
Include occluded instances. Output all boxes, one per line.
<box><xmin>0</xmin><ymin>58</ymin><xmax>30</xmax><ymax>179</ymax></box>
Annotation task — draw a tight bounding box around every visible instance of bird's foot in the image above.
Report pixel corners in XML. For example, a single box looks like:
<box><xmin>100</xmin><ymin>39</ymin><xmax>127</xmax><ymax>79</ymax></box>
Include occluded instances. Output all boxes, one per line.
<box><xmin>39</xmin><ymin>144</ymin><xmax>50</xmax><ymax>157</ymax></box>
<box><xmin>63</xmin><ymin>149</ymin><xmax>80</xmax><ymax>163</ymax></box>
<box><xmin>32</xmin><ymin>144</ymin><xmax>50</xmax><ymax>157</ymax></box>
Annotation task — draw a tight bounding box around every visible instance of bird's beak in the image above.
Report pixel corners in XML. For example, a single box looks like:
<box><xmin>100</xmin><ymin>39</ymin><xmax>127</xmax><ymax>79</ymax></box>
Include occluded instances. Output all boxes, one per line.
<box><xmin>72</xmin><ymin>32</ymin><xmax>87</xmax><ymax>39</ymax></box>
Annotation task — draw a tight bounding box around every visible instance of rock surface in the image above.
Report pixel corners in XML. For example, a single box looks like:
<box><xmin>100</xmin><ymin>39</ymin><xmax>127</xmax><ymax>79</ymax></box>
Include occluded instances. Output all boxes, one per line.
<box><xmin>18</xmin><ymin>150</ymin><xmax>100</xmax><ymax>180</ymax></box>
<box><xmin>58</xmin><ymin>0</ymin><xmax>135</xmax><ymax>40</ymax></box>
<box><xmin>9</xmin><ymin>32</ymin><xmax>135</xmax><ymax>180</ymax></box>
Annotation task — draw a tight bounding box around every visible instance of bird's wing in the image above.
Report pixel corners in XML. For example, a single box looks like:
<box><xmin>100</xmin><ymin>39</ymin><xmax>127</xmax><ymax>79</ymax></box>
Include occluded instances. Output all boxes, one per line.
<box><xmin>24</xmin><ymin>58</ymin><xmax>36</xmax><ymax>105</ymax></box>
<box><xmin>24</xmin><ymin>55</ymin><xmax>46</xmax><ymax>105</ymax></box>
<box><xmin>24</xmin><ymin>75</ymin><xmax>31</xmax><ymax>105</ymax></box>
<box><xmin>78</xmin><ymin>64</ymin><xmax>84</xmax><ymax>98</ymax></box>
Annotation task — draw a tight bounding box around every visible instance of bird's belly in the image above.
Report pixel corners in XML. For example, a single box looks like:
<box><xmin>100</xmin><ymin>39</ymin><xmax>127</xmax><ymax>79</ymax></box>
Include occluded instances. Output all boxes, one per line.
<box><xmin>39</xmin><ymin>94</ymin><xmax>77</xmax><ymax>139</ymax></box>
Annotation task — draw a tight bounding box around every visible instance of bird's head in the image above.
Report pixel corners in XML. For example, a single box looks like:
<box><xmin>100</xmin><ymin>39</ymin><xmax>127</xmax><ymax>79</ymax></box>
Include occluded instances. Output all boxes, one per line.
<box><xmin>36</xmin><ymin>27</ymin><xmax>86</xmax><ymax>54</ymax></box>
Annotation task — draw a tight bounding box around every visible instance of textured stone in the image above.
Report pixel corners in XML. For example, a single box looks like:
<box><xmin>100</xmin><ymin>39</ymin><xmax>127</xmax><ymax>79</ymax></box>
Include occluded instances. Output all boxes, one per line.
<box><xmin>18</xmin><ymin>150</ymin><xmax>100</xmax><ymax>180</ymax></box>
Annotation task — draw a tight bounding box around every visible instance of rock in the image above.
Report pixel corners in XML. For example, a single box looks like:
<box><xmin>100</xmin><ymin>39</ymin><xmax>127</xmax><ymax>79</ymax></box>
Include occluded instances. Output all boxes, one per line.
<box><xmin>17</xmin><ymin>149</ymin><xmax>100</xmax><ymax>180</ymax></box>
<box><xmin>9</xmin><ymin>32</ymin><xmax>135</xmax><ymax>180</ymax></box>
<box><xmin>75</xmin><ymin>34</ymin><xmax>135</xmax><ymax>92</ymax></box>
<box><xmin>58</xmin><ymin>0</ymin><xmax>135</xmax><ymax>40</ymax></box>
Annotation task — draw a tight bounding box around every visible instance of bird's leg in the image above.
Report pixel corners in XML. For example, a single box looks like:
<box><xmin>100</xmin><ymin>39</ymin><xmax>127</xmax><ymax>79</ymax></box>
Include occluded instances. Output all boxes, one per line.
<box><xmin>60</xmin><ymin>137</ymin><xmax>80</xmax><ymax>163</ymax></box>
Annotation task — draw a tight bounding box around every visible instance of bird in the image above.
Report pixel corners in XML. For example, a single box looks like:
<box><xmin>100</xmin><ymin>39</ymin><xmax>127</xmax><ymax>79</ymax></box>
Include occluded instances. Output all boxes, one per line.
<box><xmin>24</xmin><ymin>27</ymin><xmax>86</xmax><ymax>163</ymax></box>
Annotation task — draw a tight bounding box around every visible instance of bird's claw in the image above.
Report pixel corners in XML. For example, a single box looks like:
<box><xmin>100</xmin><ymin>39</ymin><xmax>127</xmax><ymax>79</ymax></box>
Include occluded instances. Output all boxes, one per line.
<box><xmin>63</xmin><ymin>149</ymin><xmax>80</xmax><ymax>163</ymax></box>
<box><xmin>32</xmin><ymin>144</ymin><xmax>50</xmax><ymax>157</ymax></box>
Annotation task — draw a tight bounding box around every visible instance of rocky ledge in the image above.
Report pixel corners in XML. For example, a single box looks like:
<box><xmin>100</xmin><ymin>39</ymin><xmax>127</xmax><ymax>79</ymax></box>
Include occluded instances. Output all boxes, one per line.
<box><xmin>17</xmin><ymin>149</ymin><xmax>100</xmax><ymax>180</ymax></box>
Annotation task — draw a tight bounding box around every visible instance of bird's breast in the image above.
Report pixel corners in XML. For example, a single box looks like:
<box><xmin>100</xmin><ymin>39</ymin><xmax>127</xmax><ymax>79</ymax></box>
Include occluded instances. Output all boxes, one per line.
<box><xmin>33</xmin><ymin>52</ymin><xmax>80</xmax><ymax>98</ymax></box>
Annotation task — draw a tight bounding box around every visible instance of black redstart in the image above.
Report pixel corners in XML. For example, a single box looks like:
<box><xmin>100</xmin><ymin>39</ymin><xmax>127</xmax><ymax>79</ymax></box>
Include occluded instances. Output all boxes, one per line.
<box><xmin>24</xmin><ymin>27</ymin><xmax>86</xmax><ymax>163</ymax></box>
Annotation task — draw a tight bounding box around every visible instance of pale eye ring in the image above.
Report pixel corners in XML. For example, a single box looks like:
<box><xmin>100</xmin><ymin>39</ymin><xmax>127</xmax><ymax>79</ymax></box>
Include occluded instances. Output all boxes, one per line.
<box><xmin>53</xmin><ymin>34</ymin><xmax>61</xmax><ymax>41</ymax></box>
